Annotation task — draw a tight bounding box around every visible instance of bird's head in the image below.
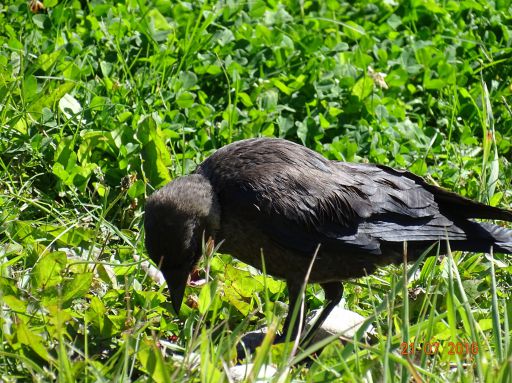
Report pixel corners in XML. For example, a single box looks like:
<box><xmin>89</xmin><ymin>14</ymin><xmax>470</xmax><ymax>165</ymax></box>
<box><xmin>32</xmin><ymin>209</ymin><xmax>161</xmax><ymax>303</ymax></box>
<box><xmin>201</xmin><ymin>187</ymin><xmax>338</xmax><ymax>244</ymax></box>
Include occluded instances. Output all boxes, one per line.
<box><xmin>144</xmin><ymin>174</ymin><xmax>220</xmax><ymax>315</ymax></box>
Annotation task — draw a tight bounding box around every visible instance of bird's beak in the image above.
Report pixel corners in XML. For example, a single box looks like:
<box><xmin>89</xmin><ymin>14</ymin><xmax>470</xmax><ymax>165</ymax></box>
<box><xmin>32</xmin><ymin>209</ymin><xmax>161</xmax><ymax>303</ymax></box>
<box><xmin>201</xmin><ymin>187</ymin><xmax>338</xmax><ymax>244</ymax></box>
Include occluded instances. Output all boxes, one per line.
<box><xmin>168</xmin><ymin>267</ymin><xmax>189</xmax><ymax>315</ymax></box>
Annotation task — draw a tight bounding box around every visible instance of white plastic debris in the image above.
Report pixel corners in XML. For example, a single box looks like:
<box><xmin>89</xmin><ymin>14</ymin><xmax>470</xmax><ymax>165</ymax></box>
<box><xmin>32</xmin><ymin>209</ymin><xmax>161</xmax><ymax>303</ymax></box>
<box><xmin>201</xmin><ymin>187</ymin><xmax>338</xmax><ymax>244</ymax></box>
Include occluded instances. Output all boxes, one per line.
<box><xmin>305</xmin><ymin>306</ymin><xmax>375</xmax><ymax>343</ymax></box>
<box><xmin>227</xmin><ymin>363</ymin><xmax>277</xmax><ymax>383</ymax></box>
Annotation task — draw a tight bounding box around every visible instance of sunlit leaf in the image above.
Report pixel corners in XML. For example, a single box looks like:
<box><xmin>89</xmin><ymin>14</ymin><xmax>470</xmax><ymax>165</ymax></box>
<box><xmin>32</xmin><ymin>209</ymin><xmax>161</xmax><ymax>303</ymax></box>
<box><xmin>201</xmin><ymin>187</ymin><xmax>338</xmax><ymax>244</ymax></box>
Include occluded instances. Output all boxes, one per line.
<box><xmin>31</xmin><ymin>251</ymin><xmax>67</xmax><ymax>290</ymax></box>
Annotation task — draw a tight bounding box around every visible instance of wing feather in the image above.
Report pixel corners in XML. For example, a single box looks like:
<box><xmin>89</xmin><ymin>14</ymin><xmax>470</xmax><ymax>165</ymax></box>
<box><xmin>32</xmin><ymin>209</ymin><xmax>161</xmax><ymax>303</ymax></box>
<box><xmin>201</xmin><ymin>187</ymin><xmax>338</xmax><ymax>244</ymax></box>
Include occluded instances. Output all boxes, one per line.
<box><xmin>197</xmin><ymin>138</ymin><xmax>512</xmax><ymax>257</ymax></box>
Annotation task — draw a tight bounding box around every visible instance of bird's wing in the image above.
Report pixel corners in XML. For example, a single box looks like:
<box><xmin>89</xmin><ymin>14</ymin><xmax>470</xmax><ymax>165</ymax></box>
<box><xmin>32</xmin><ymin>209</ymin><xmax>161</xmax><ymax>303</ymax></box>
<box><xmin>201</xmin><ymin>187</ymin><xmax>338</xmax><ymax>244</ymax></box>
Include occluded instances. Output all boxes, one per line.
<box><xmin>198</xmin><ymin>138</ymin><xmax>511</xmax><ymax>257</ymax></box>
<box><xmin>246</xmin><ymin>161</ymin><xmax>467</xmax><ymax>256</ymax></box>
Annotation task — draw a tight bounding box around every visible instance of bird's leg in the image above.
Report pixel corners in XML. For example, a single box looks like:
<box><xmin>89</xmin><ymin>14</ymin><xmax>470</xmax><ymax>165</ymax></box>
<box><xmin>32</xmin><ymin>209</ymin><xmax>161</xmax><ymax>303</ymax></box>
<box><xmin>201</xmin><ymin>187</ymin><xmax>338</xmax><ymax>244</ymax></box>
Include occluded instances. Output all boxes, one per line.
<box><xmin>277</xmin><ymin>281</ymin><xmax>305</xmax><ymax>343</ymax></box>
<box><xmin>301</xmin><ymin>282</ymin><xmax>344</xmax><ymax>347</ymax></box>
<box><xmin>237</xmin><ymin>282</ymin><xmax>306</xmax><ymax>358</ymax></box>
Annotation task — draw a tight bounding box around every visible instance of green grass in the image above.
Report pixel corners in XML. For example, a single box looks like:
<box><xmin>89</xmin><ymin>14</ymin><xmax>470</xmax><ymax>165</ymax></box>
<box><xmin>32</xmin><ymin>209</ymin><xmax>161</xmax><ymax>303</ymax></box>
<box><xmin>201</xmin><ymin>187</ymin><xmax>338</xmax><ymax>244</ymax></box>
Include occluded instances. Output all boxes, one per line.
<box><xmin>1</xmin><ymin>0</ymin><xmax>512</xmax><ymax>381</ymax></box>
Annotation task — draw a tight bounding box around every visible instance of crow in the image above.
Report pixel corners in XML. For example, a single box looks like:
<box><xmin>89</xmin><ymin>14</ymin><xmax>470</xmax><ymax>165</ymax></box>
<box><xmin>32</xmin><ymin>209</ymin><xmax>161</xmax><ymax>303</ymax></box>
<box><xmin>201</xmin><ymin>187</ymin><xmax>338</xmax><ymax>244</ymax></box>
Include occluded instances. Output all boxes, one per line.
<box><xmin>144</xmin><ymin>138</ymin><xmax>512</xmax><ymax>342</ymax></box>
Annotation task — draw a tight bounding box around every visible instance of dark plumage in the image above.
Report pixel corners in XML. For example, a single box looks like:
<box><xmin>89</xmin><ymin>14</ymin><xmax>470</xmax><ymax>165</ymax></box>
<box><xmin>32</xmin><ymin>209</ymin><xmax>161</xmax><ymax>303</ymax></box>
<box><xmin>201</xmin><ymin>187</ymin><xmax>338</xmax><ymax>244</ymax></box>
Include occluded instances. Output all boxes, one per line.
<box><xmin>144</xmin><ymin>138</ymin><xmax>512</xmax><ymax>342</ymax></box>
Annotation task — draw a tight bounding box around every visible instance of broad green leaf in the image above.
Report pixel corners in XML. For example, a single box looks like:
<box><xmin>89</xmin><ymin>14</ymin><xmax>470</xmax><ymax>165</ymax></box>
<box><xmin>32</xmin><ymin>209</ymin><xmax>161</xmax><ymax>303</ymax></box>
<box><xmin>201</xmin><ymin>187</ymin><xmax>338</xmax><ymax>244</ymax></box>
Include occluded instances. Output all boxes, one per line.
<box><xmin>176</xmin><ymin>91</ymin><xmax>196</xmax><ymax>108</ymax></box>
<box><xmin>137</xmin><ymin>338</ymin><xmax>171</xmax><ymax>383</ymax></box>
<box><xmin>386</xmin><ymin>68</ymin><xmax>408</xmax><ymax>87</ymax></box>
<box><xmin>61</xmin><ymin>273</ymin><xmax>93</xmax><ymax>306</ymax></box>
<box><xmin>127</xmin><ymin>179</ymin><xmax>146</xmax><ymax>198</ymax></box>
<box><xmin>44</xmin><ymin>305</ymin><xmax>74</xmax><ymax>332</ymax></box>
<box><xmin>387</xmin><ymin>14</ymin><xmax>402</xmax><ymax>30</ymax></box>
<box><xmin>13</xmin><ymin>117</ymin><xmax>28</xmax><ymax>134</ymax></box>
<box><xmin>343</xmin><ymin>21</ymin><xmax>365</xmax><ymax>40</ymax></box>
<box><xmin>37</xmin><ymin>50</ymin><xmax>62</xmax><ymax>71</ymax></box>
<box><xmin>32</xmin><ymin>14</ymin><xmax>48</xmax><ymax>29</ymax></box>
<box><xmin>198</xmin><ymin>282</ymin><xmax>212</xmax><ymax>314</ymax></box>
<box><xmin>238</xmin><ymin>92</ymin><xmax>253</xmax><ymax>107</ymax></box>
<box><xmin>31</xmin><ymin>251</ymin><xmax>67</xmax><ymax>290</ymax></box>
<box><xmin>3</xmin><ymin>295</ymin><xmax>28</xmax><ymax>312</ymax></box>
<box><xmin>139</xmin><ymin>115</ymin><xmax>172</xmax><ymax>188</ymax></box>
<box><xmin>147</xmin><ymin>9</ymin><xmax>172</xmax><ymax>31</ymax></box>
<box><xmin>489</xmin><ymin>191</ymin><xmax>503</xmax><ymax>207</ymax></box>
<box><xmin>85</xmin><ymin>296</ymin><xmax>117</xmax><ymax>337</ymax></box>
<box><xmin>15</xmin><ymin>320</ymin><xmax>52</xmax><ymax>362</ymax></box>
<box><xmin>423</xmin><ymin>69</ymin><xmax>445</xmax><ymax>90</ymax></box>
<box><xmin>224</xmin><ymin>284</ymin><xmax>252</xmax><ymax>315</ymax></box>
<box><xmin>22</xmin><ymin>75</ymin><xmax>38</xmax><ymax>100</ymax></box>
<box><xmin>100</xmin><ymin>61</ymin><xmax>113</xmax><ymax>77</ymax></box>
<box><xmin>351</xmin><ymin>76</ymin><xmax>374</xmax><ymax>100</ymax></box>
<box><xmin>30</xmin><ymin>81</ymin><xmax>74</xmax><ymax>114</ymax></box>
<box><xmin>52</xmin><ymin>162</ymin><xmax>69</xmax><ymax>182</ymax></box>
<box><xmin>39</xmin><ymin>224</ymin><xmax>94</xmax><ymax>247</ymax></box>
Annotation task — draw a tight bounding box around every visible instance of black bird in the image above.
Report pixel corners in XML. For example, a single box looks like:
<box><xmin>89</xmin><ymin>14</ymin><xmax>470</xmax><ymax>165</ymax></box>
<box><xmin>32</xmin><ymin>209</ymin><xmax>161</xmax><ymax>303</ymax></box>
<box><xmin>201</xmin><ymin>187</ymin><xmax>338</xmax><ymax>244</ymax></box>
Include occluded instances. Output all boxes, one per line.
<box><xmin>144</xmin><ymin>138</ymin><xmax>512</xmax><ymax>341</ymax></box>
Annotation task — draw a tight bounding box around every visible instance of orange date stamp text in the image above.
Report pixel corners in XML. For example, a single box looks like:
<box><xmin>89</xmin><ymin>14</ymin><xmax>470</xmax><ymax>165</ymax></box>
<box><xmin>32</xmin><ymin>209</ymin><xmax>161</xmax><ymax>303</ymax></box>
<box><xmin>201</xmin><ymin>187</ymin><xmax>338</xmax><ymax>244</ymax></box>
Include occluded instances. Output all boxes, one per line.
<box><xmin>400</xmin><ymin>341</ymin><xmax>479</xmax><ymax>357</ymax></box>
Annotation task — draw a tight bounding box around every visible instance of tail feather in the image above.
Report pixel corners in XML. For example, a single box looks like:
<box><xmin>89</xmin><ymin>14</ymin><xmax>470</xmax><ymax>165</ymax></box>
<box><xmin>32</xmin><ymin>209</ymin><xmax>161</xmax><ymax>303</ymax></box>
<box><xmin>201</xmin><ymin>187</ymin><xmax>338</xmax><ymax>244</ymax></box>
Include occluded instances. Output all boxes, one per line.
<box><xmin>496</xmin><ymin>243</ymin><xmax>512</xmax><ymax>253</ymax></box>
<box><xmin>375</xmin><ymin>164</ymin><xmax>512</xmax><ymax>221</ymax></box>
<box><xmin>479</xmin><ymin>222</ymin><xmax>512</xmax><ymax>254</ymax></box>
